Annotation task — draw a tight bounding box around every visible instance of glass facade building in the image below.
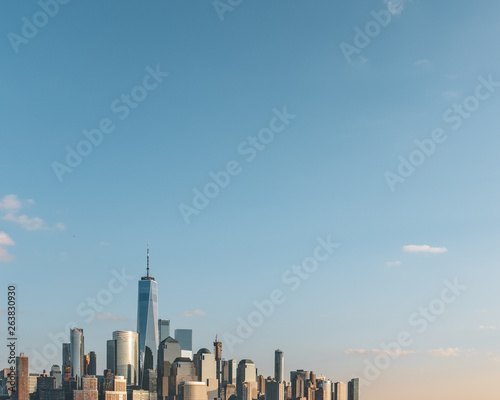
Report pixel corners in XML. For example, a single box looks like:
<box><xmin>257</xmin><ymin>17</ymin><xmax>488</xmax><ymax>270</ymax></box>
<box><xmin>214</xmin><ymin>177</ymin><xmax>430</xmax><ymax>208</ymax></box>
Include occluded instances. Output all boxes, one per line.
<box><xmin>107</xmin><ymin>331</ymin><xmax>139</xmax><ymax>386</ymax></box>
<box><xmin>70</xmin><ymin>328</ymin><xmax>84</xmax><ymax>387</ymax></box>
<box><xmin>137</xmin><ymin>275</ymin><xmax>158</xmax><ymax>385</ymax></box>
<box><xmin>274</xmin><ymin>350</ymin><xmax>284</xmax><ymax>383</ymax></box>
<box><xmin>158</xmin><ymin>319</ymin><xmax>170</xmax><ymax>343</ymax></box>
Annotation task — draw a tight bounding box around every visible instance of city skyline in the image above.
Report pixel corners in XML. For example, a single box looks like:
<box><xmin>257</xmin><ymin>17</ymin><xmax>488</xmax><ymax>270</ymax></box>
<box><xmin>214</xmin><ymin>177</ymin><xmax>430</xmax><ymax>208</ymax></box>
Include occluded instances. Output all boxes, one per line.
<box><xmin>2</xmin><ymin>0</ymin><xmax>500</xmax><ymax>399</ymax></box>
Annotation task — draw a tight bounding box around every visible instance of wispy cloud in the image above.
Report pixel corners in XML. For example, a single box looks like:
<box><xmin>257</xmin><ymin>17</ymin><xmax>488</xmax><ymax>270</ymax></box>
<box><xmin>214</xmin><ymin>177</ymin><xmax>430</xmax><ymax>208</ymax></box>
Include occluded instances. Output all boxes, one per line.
<box><xmin>0</xmin><ymin>194</ymin><xmax>65</xmax><ymax>231</ymax></box>
<box><xmin>0</xmin><ymin>194</ymin><xmax>22</xmax><ymax>212</ymax></box>
<box><xmin>479</xmin><ymin>325</ymin><xmax>498</xmax><ymax>331</ymax></box>
<box><xmin>386</xmin><ymin>261</ymin><xmax>402</xmax><ymax>267</ymax></box>
<box><xmin>344</xmin><ymin>349</ymin><xmax>367</xmax><ymax>355</ymax></box>
<box><xmin>99</xmin><ymin>241</ymin><xmax>112</xmax><ymax>246</ymax></box>
<box><xmin>345</xmin><ymin>348</ymin><xmax>415</xmax><ymax>356</ymax></box>
<box><xmin>183</xmin><ymin>309</ymin><xmax>206</xmax><ymax>318</ymax></box>
<box><xmin>0</xmin><ymin>231</ymin><xmax>15</xmax><ymax>263</ymax></box>
<box><xmin>428</xmin><ymin>348</ymin><xmax>461</xmax><ymax>357</ymax></box>
<box><xmin>3</xmin><ymin>212</ymin><xmax>48</xmax><ymax>231</ymax></box>
<box><xmin>385</xmin><ymin>0</ymin><xmax>410</xmax><ymax>15</ymax></box>
<box><xmin>403</xmin><ymin>244</ymin><xmax>448</xmax><ymax>254</ymax></box>
<box><xmin>95</xmin><ymin>312</ymin><xmax>127</xmax><ymax>321</ymax></box>
<box><xmin>415</xmin><ymin>59</ymin><xmax>430</xmax><ymax>66</ymax></box>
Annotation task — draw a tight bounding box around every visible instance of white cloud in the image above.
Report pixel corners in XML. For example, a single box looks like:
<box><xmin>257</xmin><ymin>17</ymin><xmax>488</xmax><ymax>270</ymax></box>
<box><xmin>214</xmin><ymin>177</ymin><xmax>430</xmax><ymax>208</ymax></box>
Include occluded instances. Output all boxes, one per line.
<box><xmin>403</xmin><ymin>244</ymin><xmax>448</xmax><ymax>254</ymax></box>
<box><xmin>345</xmin><ymin>348</ymin><xmax>415</xmax><ymax>356</ymax></box>
<box><xmin>385</xmin><ymin>0</ymin><xmax>410</xmax><ymax>15</ymax></box>
<box><xmin>445</xmin><ymin>73</ymin><xmax>459</xmax><ymax>80</ymax></box>
<box><xmin>99</xmin><ymin>241</ymin><xmax>112</xmax><ymax>246</ymax></box>
<box><xmin>344</xmin><ymin>349</ymin><xmax>367</xmax><ymax>355</ymax></box>
<box><xmin>0</xmin><ymin>231</ymin><xmax>15</xmax><ymax>263</ymax></box>
<box><xmin>0</xmin><ymin>195</ymin><xmax>21</xmax><ymax>211</ymax></box>
<box><xmin>0</xmin><ymin>194</ymin><xmax>64</xmax><ymax>231</ymax></box>
<box><xmin>3</xmin><ymin>212</ymin><xmax>48</xmax><ymax>231</ymax></box>
<box><xmin>428</xmin><ymin>348</ymin><xmax>461</xmax><ymax>357</ymax></box>
<box><xmin>95</xmin><ymin>312</ymin><xmax>127</xmax><ymax>321</ymax></box>
<box><xmin>183</xmin><ymin>309</ymin><xmax>206</xmax><ymax>318</ymax></box>
<box><xmin>386</xmin><ymin>261</ymin><xmax>402</xmax><ymax>267</ymax></box>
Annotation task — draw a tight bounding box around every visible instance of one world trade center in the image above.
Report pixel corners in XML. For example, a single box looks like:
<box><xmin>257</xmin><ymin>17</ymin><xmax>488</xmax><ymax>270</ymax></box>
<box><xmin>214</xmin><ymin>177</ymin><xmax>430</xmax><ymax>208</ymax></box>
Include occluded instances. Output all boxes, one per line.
<box><xmin>137</xmin><ymin>245</ymin><xmax>159</xmax><ymax>387</ymax></box>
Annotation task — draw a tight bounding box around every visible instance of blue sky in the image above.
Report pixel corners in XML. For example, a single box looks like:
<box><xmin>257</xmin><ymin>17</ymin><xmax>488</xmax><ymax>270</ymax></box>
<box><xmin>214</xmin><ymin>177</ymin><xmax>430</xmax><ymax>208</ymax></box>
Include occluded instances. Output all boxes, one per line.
<box><xmin>1</xmin><ymin>0</ymin><xmax>500</xmax><ymax>399</ymax></box>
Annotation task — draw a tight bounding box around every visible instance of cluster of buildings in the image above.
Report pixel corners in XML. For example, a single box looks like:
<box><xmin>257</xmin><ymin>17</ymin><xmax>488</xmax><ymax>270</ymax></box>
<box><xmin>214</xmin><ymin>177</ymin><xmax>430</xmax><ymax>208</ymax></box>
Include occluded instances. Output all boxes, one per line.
<box><xmin>0</xmin><ymin>249</ymin><xmax>360</xmax><ymax>400</ymax></box>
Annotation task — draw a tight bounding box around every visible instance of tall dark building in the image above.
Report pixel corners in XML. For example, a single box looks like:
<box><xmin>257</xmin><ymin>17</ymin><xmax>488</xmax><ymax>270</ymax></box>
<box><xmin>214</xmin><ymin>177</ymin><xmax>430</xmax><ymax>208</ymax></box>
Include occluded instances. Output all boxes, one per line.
<box><xmin>15</xmin><ymin>353</ymin><xmax>29</xmax><ymax>400</ymax></box>
<box><xmin>347</xmin><ymin>378</ymin><xmax>359</xmax><ymax>400</ymax></box>
<box><xmin>274</xmin><ymin>350</ymin><xmax>284</xmax><ymax>383</ymax></box>
<box><xmin>137</xmin><ymin>246</ymin><xmax>159</xmax><ymax>386</ymax></box>
<box><xmin>88</xmin><ymin>352</ymin><xmax>97</xmax><ymax>376</ymax></box>
<box><xmin>62</xmin><ymin>344</ymin><xmax>71</xmax><ymax>381</ymax></box>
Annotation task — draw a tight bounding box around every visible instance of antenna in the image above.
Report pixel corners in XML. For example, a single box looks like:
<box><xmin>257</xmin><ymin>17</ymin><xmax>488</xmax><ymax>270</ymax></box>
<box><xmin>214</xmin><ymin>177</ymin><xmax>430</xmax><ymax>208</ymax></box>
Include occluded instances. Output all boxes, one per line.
<box><xmin>147</xmin><ymin>243</ymin><xmax>150</xmax><ymax>278</ymax></box>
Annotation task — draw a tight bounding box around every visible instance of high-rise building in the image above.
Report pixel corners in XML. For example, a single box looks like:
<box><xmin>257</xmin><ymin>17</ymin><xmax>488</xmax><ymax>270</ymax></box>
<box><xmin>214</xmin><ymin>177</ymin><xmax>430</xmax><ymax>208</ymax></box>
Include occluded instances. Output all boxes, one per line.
<box><xmin>62</xmin><ymin>344</ymin><xmax>71</xmax><ymax>381</ymax></box>
<box><xmin>213</xmin><ymin>338</ymin><xmax>222</xmax><ymax>400</ymax></box>
<box><xmin>265</xmin><ymin>379</ymin><xmax>284</xmax><ymax>400</ymax></box>
<box><xmin>49</xmin><ymin>366</ymin><xmax>62</xmax><ymax>389</ymax></box>
<box><xmin>347</xmin><ymin>379</ymin><xmax>359</xmax><ymax>400</ymax></box>
<box><xmin>174</xmin><ymin>329</ymin><xmax>193</xmax><ymax>360</ymax></box>
<box><xmin>319</xmin><ymin>380</ymin><xmax>332</xmax><ymax>400</ymax></box>
<box><xmin>137</xmin><ymin>246</ymin><xmax>159</xmax><ymax>386</ymax></box>
<box><xmin>236</xmin><ymin>360</ymin><xmax>256</xmax><ymax>400</ymax></box>
<box><xmin>158</xmin><ymin>320</ymin><xmax>170</xmax><ymax>343</ymax></box>
<box><xmin>334</xmin><ymin>382</ymin><xmax>346</xmax><ymax>400</ymax></box>
<box><xmin>178</xmin><ymin>382</ymin><xmax>207</xmax><ymax>400</ymax></box>
<box><xmin>15</xmin><ymin>353</ymin><xmax>28</xmax><ymax>400</ymax></box>
<box><xmin>107</xmin><ymin>331</ymin><xmax>139</xmax><ymax>386</ymax></box>
<box><xmin>104</xmin><ymin>376</ymin><xmax>127</xmax><ymax>400</ymax></box>
<box><xmin>274</xmin><ymin>350</ymin><xmax>284</xmax><ymax>383</ymax></box>
<box><xmin>291</xmin><ymin>375</ymin><xmax>304</xmax><ymax>400</ymax></box>
<box><xmin>73</xmin><ymin>376</ymin><xmax>98</xmax><ymax>400</ymax></box>
<box><xmin>158</xmin><ymin>337</ymin><xmax>181</xmax><ymax>366</ymax></box>
<box><xmin>222</xmin><ymin>360</ymin><xmax>236</xmax><ymax>385</ymax></box>
<box><xmin>193</xmin><ymin>349</ymin><xmax>217</xmax><ymax>399</ymax></box>
<box><xmin>88</xmin><ymin>352</ymin><xmax>97</xmax><ymax>376</ymax></box>
<box><xmin>28</xmin><ymin>374</ymin><xmax>40</xmax><ymax>396</ymax></box>
<box><xmin>70</xmin><ymin>328</ymin><xmax>84</xmax><ymax>386</ymax></box>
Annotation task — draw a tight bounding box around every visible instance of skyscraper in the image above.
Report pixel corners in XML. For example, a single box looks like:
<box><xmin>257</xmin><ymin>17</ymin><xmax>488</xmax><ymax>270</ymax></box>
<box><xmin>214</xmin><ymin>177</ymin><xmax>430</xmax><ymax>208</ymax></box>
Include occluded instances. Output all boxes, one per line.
<box><xmin>347</xmin><ymin>378</ymin><xmax>359</xmax><ymax>400</ymax></box>
<box><xmin>70</xmin><ymin>328</ymin><xmax>84</xmax><ymax>386</ymax></box>
<box><xmin>50</xmin><ymin>366</ymin><xmax>62</xmax><ymax>389</ymax></box>
<box><xmin>274</xmin><ymin>350</ymin><xmax>284</xmax><ymax>383</ymax></box>
<box><xmin>88</xmin><ymin>352</ymin><xmax>97</xmax><ymax>376</ymax></box>
<box><xmin>106</xmin><ymin>331</ymin><xmax>139</xmax><ymax>386</ymax></box>
<box><xmin>15</xmin><ymin>353</ymin><xmax>28</xmax><ymax>400</ymax></box>
<box><xmin>174</xmin><ymin>329</ymin><xmax>193</xmax><ymax>359</ymax></box>
<box><xmin>236</xmin><ymin>360</ymin><xmax>256</xmax><ymax>400</ymax></box>
<box><xmin>334</xmin><ymin>382</ymin><xmax>346</xmax><ymax>400</ymax></box>
<box><xmin>137</xmin><ymin>246</ymin><xmax>159</xmax><ymax>386</ymax></box>
<box><xmin>158</xmin><ymin>319</ymin><xmax>170</xmax><ymax>343</ymax></box>
<box><xmin>62</xmin><ymin>343</ymin><xmax>71</xmax><ymax>381</ymax></box>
